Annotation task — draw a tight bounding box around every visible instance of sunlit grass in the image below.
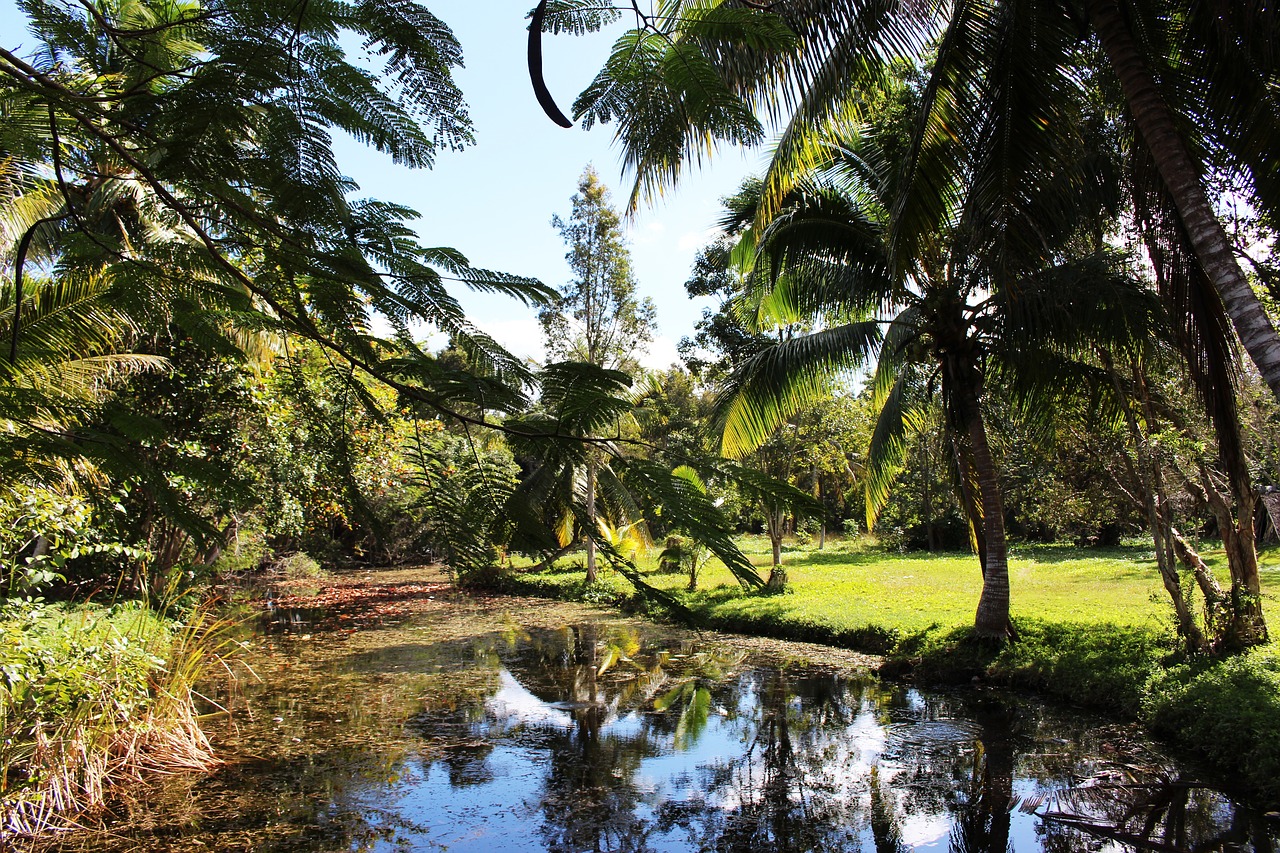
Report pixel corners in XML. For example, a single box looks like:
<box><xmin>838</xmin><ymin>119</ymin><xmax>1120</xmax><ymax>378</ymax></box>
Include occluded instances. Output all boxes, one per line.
<box><xmin>513</xmin><ymin>534</ymin><xmax>1280</xmax><ymax>639</ymax></box>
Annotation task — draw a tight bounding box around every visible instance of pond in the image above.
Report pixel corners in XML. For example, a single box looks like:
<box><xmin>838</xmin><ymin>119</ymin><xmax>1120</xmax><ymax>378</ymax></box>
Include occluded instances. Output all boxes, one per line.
<box><xmin>45</xmin><ymin>571</ymin><xmax>1279</xmax><ymax>852</ymax></box>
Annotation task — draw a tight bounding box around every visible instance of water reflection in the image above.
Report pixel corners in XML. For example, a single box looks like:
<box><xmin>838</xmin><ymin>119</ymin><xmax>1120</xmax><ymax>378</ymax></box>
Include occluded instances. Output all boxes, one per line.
<box><xmin>45</xmin><ymin>611</ymin><xmax>1279</xmax><ymax>853</ymax></box>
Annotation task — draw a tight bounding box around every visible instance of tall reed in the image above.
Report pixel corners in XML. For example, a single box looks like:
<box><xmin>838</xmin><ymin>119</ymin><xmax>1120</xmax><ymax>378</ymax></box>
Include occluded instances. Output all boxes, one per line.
<box><xmin>0</xmin><ymin>601</ymin><xmax>227</xmax><ymax>839</ymax></box>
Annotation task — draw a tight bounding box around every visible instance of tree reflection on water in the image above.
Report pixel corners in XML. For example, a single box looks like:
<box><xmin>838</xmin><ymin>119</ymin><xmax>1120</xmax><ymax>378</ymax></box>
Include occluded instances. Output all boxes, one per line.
<box><xmin>48</xmin><ymin>614</ymin><xmax>1279</xmax><ymax>853</ymax></box>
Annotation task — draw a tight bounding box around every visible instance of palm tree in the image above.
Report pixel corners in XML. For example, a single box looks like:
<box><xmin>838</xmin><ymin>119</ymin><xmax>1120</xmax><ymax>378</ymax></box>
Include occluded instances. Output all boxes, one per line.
<box><xmin>714</xmin><ymin>126</ymin><xmax>1159</xmax><ymax>638</ymax></box>
<box><xmin>502</xmin><ymin>359</ymin><xmax>770</xmax><ymax>593</ymax></box>
<box><xmin>0</xmin><ymin>270</ymin><xmax>165</xmax><ymax>486</ymax></box>
<box><xmin>552</xmin><ymin>0</ymin><xmax>1280</xmax><ymax>405</ymax></box>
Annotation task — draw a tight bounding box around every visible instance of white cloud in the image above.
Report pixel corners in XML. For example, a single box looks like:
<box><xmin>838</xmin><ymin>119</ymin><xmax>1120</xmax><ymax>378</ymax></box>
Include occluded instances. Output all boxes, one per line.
<box><xmin>640</xmin><ymin>335</ymin><xmax>682</xmax><ymax>371</ymax></box>
<box><xmin>678</xmin><ymin>226</ymin><xmax>723</xmax><ymax>252</ymax></box>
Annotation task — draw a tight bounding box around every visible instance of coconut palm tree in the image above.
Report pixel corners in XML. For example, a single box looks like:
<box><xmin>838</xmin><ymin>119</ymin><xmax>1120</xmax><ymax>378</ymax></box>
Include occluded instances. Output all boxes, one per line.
<box><xmin>546</xmin><ymin>0</ymin><xmax>1280</xmax><ymax>405</ymax></box>
<box><xmin>714</xmin><ymin>125</ymin><xmax>1160</xmax><ymax>638</ymax></box>
<box><xmin>0</xmin><ymin>270</ymin><xmax>165</xmax><ymax>486</ymax></box>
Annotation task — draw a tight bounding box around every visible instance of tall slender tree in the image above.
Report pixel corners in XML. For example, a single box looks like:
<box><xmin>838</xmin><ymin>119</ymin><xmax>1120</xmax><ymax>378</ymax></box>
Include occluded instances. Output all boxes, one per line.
<box><xmin>540</xmin><ymin>166</ymin><xmax>656</xmax><ymax>583</ymax></box>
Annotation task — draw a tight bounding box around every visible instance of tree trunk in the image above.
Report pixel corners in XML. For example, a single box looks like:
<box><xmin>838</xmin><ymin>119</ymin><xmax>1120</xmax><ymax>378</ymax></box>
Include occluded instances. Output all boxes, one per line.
<box><xmin>960</xmin><ymin>383</ymin><xmax>1014</xmax><ymax>639</ymax></box>
<box><xmin>922</xmin><ymin>434</ymin><xmax>938</xmax><ymax>552</ymax></box>
<box><xmin>1086</xmin><ymin>0</ymin><xmax>1280</xmax><ymax>403</ymax></box>
<box><xmin>766</xmin><ymin>507</ymin><xmax>786</xmax><ymax>590</ymax></box>
<box><xmin>952</xmin><ymin>433</ymin><xmax>988</xmax><ymax>569</ymax></box>
<box><xmin>1199</xmin><ymin>463</ymin><xmax>1268</xmax><ymax>648</ymax></box>
<box><xmin>1108</xmin><ymin>354</ymin><xmax>1209</xmax><ymax>652</ymax></box>
<box><xmin>585</xmin><ymin>454</ymin><xmax>598</xmax><ymax>584</ymax></box>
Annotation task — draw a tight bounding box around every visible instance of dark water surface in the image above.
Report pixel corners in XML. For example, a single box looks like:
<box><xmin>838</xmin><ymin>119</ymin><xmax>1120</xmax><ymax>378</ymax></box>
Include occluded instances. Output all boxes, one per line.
<box><xmin>50</xmin><ymin>586</ymin><xmax>1278</xmax><ymax>852</ymax></box>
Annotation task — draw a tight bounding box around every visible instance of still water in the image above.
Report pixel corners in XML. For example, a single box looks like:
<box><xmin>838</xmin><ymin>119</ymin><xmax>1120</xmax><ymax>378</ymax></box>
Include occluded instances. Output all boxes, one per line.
<box><xmin>50</xmin><ymin>581</ymin><xmax>1278</xmax><ymax>852</ymax></box>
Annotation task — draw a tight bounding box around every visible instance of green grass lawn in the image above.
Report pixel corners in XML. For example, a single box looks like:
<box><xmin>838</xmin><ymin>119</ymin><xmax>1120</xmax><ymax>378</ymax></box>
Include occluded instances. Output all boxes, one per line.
<box><xmin>512</xmin><ymin>534</ymin><xmax>1280</xmax><ymax>641</ymax></box>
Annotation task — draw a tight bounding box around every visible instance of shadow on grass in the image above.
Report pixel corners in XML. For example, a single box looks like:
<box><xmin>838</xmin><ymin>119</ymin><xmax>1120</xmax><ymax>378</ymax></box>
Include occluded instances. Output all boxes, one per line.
<box><xmin>785</xmin><ymin>548</ymin><xmax>975</xmax><ymax>568</ymax></box>
<box><xmin>1009</xmin><ymin>543</ymin><xmax>1155</xmax><ymax>564</ymax></box>
<box><xmin>678</xmin><ymin>586</ymin><xmax>901</xmax><ymax>654</ymax></box>
<box><xmin>521</xmin><ymin>560</ymin><xmax>585</xmax><ymax>576</ymax></box>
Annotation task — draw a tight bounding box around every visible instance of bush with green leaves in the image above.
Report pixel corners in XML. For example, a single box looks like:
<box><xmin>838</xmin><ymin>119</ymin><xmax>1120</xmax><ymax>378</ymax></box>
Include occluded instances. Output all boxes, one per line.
<box><xmin>1144</xmin><ymin>648</ymin><xmax>1280</xmax><ymax>800</ymax></box>
<box><xmin>0</xmin><ymin>599</ymin><xmax>218</xmax><ymax>835</ymax></box>
<box><xmin>0</xmin><ymin>487</ymin><xmax>145</xmax><ymax>599</ymax></box>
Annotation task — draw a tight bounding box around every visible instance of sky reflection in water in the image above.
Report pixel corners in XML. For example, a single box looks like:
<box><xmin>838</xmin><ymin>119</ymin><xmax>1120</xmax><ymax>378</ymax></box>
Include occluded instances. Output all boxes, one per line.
<box><xmin>52</xmin><ymin>607</ymin><xmax>1279</xmax><ymax>853</ymax></box>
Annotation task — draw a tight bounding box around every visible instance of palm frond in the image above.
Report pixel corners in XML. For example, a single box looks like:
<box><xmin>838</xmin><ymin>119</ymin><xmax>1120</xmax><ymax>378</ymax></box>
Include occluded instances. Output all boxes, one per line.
<box><xmin>865</xmin><ymin>366</ymin><xmax>928</xmax><ymax>529</ymax></box>
<box><xmin>717</xmin><ymin>320</ymin><xmax>881</xmax><ymax>458</ymax></box>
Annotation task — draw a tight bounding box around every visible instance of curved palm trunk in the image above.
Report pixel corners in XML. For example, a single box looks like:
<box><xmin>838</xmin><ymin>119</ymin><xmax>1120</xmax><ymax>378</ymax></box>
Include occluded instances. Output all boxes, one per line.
<box><xmin>951</xmin><ymin>362</ymin><xmax>1013</xmax><ymax>639</ymax></box>
<box><xmin>1086</xmin><ymin>0</ymin><xmax>1280</xmax><ymax>403</ymax></box>
<box><xmin>967</xmin><ymin>409</ymin><xmax>1014</xmax><ymax>639</ymax></box>
<box><xmin>951</xmin><ymin>434</ymin><xmax>989</xmax><ymax>568</ymax></box>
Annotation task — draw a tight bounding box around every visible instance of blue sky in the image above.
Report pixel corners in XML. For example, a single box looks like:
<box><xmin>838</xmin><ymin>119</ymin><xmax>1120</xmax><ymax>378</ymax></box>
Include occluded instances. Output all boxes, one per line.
<box><xmin>1</xmin><ymin>0</ymin><xmax>763</xmax><ymax>368</ymax></box>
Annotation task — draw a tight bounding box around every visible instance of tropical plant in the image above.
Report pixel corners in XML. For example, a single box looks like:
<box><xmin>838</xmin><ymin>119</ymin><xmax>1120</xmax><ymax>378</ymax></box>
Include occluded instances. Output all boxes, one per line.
<box><xmin>2</xmin><ymin>0</ymin><xmax>553</xmax><ymax>435</ymax></box>
<box><xmin>712</xmin><ymin>123</ymin><xmax>1160</xmax><ymax>637</ymax></box>
<box><xmin>538</xmin><ymin>0</ymin><xmax>1280</xmax><ymax>408</ymax></box>
<box><xmin>503</xmin><ymin>359</ymin><xmax>770</xmax><ymax>594</ymax></box>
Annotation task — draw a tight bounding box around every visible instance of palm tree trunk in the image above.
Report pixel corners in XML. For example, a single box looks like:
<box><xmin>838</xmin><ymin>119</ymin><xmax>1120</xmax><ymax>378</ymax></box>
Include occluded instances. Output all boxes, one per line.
<box><xmin>1086</xmin><ymin>0</ymin><xmax>1280</xmax><ymax>402</ymax></box>
<box><xmin>952</xmin><ymin>434</ymin><xmax>988</xmax><ymax>567</ymax></box>
<box><xmin>958</xmin><ymin>382</ymin><xmax>1014</xmax><ymax>639</ymax></box>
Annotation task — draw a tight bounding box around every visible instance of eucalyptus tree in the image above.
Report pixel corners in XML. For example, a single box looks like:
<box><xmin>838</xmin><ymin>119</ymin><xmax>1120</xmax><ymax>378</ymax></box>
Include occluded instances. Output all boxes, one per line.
<box><xmin>540</xmin><ymin>167</ymin><xmax>656</xmax><ymax>582</ymax></box>
<box><xmin>714</xmin><ymin>125</ymin><xmax>1160</xmax><ymax>638</ymax></box>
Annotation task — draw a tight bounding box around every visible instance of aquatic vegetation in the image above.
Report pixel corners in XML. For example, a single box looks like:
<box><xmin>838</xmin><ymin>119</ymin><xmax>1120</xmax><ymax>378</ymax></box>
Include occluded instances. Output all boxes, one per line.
<box><xmin>0</xmin><ymin>601</ymin><xmax>223</xmax><ymax>837</ymax></box>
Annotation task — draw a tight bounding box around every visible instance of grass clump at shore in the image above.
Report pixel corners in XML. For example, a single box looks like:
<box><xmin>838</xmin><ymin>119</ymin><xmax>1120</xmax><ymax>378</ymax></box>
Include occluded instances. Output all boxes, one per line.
<box><xmin>501</xmin><ymin>535</ymin><xmax>1280</xmax><ymax>804</ymax></box>
<box><xmin>0</xmin><ymin>600</ymin><xmax>223</xmax><ymax>838</ymax></box>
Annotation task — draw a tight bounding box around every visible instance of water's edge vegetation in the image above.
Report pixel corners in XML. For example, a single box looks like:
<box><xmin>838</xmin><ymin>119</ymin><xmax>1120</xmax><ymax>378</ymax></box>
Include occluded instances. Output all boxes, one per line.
<box><xmin>4</xmin><ymin>548</ymin><xmax>1278</xmax><ymax>846</ymax></box>
<box><xmin>493</xmin><ymin>547</ymin><xmax>1280</xmax><ymax>808</ymax></box>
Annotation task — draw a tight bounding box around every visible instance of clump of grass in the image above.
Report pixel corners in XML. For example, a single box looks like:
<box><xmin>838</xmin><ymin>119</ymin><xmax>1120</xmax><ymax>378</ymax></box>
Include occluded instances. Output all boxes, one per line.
<box><xmin>273</xmin><ymin>552</ymin><xmax>325</xmax><ymax>580</ymax></box>
<box><xmin>0</xmin><ymin>600</ymin><xmax>225</xmax><ymax>837</ymax></box>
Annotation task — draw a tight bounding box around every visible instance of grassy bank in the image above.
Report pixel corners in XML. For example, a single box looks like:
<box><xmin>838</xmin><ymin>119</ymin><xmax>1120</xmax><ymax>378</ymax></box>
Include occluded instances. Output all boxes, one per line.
<box><xmin>500</xmin><ymin>536</ymin><xmax>1280</xmax><ymax>804</ymax></box>
<box><xmin>0</xmin><ymin>600</ymin><xmax>221</xmax><ymax>838</ymax></box>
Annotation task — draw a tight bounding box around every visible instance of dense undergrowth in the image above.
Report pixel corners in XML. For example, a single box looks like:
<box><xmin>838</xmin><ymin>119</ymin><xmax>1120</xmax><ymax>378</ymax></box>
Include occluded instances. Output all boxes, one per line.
<box><xmin>0</xmin><ymin>600</ymin><xmax>222</xmax><ymax>837</ymax></box>
<box><xmin>498</xmin><ymin>537</ymin><xmax>1280</xmax><ymax>806</ymax></box>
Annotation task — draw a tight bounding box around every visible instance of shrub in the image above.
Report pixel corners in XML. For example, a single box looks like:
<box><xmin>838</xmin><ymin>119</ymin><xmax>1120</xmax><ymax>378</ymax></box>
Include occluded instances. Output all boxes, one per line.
<box><xmin>0</xmin><ymin>600</ymin><xmax>222</xmax><ymax>836</ymax></box>
<box><xmin>1144</xmin><ymin>649</ymin><xmax>1280</xmax><ymax>801</ymax></box>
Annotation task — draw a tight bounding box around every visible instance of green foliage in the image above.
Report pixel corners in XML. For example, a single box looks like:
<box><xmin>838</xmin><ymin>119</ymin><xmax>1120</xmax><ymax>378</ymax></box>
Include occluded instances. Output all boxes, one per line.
<box><xmin>568</xmin><ymin>5</ymin><xmax>796</xmax><ymax>209</ymax></box>
<box><xmin>405</xmin><ymin>420</ymin><xmax>519</xmax><ymax>583</ymax></box>
<box><xmin>273</xmin><ymin>552</ymin><xmax>325</xmax><ymax>581</ymax></box>
<box><xmin>0</xmin><ymin>598</ymin><xmax>219</xmax><ymax>834</ymax></box>
<box><xmin>0</xmin><ymin>487</ymin><xmax>144</xmax><ymax>598</ymax></box>
<box><xmin>912</xmin><ymin>621</ymin><xmax>1168</xmax><ymax>718</ymax></box>
<box><xmin>0</xmin><ymin>600</ymin><xmax>167</xmax><ymax>726</ymax></box>
<box><xmin>1145</xmin><ymin>649</ymin><xmax>1280</xmax><ymax>800</ymax></box>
